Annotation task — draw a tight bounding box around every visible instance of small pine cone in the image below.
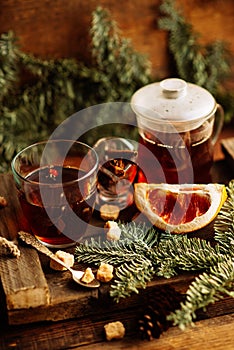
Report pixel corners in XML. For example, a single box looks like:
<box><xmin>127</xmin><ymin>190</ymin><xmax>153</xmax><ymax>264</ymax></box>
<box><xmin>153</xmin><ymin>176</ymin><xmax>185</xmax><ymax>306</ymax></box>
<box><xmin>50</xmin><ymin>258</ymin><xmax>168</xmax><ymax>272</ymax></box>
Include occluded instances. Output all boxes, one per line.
<box><xmin>138</xmin><ymin>285</ymin><xmax>184</xmax><ymax>341</ymax></box>
<box><xmin>138</xmin><ymin>306</ymin><xmax>165</xmax><ymax>340</ymax></box>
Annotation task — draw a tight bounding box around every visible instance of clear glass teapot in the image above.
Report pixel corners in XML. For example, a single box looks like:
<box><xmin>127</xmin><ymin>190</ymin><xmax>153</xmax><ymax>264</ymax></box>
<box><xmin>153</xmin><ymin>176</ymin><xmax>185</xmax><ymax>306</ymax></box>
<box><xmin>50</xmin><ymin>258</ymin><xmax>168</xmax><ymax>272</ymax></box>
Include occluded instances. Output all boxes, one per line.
<box><xmin>131</xmin><ymin>78</ymin><xmax>224</xmax><ymax>183</ymax></box>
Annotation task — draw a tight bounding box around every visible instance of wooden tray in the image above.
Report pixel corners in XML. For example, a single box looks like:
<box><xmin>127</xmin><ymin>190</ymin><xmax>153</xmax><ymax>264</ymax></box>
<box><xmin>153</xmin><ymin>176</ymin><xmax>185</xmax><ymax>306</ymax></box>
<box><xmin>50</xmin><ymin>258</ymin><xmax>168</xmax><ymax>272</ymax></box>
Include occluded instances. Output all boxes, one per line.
<box><xmin>0</xmin><ymin>173</ymin><xmax>234</xmax><ymax>326</ymax></box>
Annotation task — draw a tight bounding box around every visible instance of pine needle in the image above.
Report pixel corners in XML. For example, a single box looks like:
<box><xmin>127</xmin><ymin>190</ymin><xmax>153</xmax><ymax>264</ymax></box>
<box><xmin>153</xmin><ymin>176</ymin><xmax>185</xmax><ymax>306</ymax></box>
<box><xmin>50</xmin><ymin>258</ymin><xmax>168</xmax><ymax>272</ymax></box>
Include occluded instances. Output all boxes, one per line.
<box><xmin>214</xmin><ymin>180</ymin><xmax>234</xmax><ymax>255</ymax></box>
<box><xmin>167</xmin><ymin>180</ymin><xmax>234</xmax><ymax>329</ymax></box>
<box><xmin>158</xmin><ymin>0</ymin><xmax>231</xmax><ymax>94</ymax></box>
<box><xmin>0</xmin><ymin>8</ymin><xmax>151</xmax><ymax>172</ymax></box>
<box><xmin>75</xmin><ymin>181</ymin><xmax>234</xmax><ymax>328</ymax></box>
<box><xmin>168</xmin><ymin>258</ymin><xmax>234</xmax><ymax>330</ymax></box>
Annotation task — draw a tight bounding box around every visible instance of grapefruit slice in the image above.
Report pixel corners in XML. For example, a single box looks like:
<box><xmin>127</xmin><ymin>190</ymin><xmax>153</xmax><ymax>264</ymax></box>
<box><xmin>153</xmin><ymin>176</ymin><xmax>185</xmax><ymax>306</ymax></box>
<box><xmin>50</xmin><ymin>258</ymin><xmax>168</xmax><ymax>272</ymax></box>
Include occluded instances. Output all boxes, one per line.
<box><xmin>134</xmin><ymin>183</ymin><xmax>227</xmax><ymax>234</ymax></box>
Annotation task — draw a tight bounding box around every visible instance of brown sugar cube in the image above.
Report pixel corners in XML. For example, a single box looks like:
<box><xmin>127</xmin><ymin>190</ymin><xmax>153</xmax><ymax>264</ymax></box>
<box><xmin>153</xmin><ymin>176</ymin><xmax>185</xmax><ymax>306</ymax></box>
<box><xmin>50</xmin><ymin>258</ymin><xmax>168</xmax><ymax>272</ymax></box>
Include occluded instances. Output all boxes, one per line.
<box><xmin>0</xmin><ymin>196</ymin><xmax>7</xmax><ymax>208</ymax></box>
<box><xmin>105</xmin><ymin>221</ymin><xmax>121</xmax><ymax>241</ymax></box>
<box><xmin>96</xmin><ymin>262</ymin><xmax>114</xmax><ymax>282</ymax></box>
<box><xmin>50</xmin><ymin>250</ymin><xmax>74</xmax><ymax>271</ymax></box>
<box><xmin>81</xmin><ymin>267</ymin><xmax>95</xmax><ymax>284</ymax></box>
<box><xmin>100</xmin><ymin>204</ymin><xmax>120</xmax><ymax>221</ymax></box>
<box><xmin>104</xmin><ymin>321</ymin><xmax>125</xmax><ymax>341</ymax></box>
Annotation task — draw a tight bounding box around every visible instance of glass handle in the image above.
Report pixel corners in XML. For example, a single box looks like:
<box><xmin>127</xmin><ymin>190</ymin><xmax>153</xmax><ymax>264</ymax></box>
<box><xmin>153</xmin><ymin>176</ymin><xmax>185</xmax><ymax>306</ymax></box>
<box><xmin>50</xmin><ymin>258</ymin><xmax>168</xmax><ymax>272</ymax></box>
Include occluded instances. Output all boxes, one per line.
<box><xmin>211</xmin><ymin>104</ymin><xmax>224</xmax><ymax>146</ymax></box>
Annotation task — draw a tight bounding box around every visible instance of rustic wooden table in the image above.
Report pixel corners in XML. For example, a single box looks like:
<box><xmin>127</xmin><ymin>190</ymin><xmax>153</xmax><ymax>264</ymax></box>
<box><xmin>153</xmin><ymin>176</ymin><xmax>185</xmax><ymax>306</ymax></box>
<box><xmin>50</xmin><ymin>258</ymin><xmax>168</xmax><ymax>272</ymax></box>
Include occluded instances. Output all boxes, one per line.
<box><xmin>0</xmin><ymin>151</ymin><xmax>234</xmax><ymax>349</ymax></box>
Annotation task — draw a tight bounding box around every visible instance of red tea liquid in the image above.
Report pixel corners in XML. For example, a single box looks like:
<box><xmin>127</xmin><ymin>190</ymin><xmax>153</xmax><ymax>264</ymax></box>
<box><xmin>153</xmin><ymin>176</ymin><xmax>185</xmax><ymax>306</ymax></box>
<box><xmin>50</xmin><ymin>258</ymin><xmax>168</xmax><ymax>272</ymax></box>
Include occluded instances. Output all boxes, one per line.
<box><xmin>137</xmin><ymin>123</ymin><xmax>213</xmax><ymax>184</ymax></box>
<box><xmin>18</xmin><ymin>166</ymin><xmax>96</xmax><ymax>247</ymax></box>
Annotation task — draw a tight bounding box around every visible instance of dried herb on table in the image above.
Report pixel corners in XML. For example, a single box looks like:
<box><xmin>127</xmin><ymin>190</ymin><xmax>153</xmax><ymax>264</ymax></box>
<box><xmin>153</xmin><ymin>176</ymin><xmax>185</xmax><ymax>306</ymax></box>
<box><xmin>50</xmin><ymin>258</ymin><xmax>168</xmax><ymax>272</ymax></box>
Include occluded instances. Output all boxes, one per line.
<box><xmin>0</xmin><ymin>237</ymin><xmax>20</xmax><ymax>258</ymax></box>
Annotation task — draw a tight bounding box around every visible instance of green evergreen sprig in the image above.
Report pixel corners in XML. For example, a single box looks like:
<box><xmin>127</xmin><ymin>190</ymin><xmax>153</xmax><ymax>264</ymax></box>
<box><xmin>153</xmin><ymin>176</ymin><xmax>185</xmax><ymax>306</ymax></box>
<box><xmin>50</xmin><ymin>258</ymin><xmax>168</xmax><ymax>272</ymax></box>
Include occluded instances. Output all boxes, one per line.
<box><xmin>214</xmin><ymin>179</ymin><xmax>234</xmax><ymax>256</ymax></box>
<box><xmin>158</xmin><ymin>0</ymin><xmax>231</xmax><ymax>93</ymax></box>
<box><xmin>167</xmin><ymin>180</ymin><xmax>234</xmax><ymax>329</ymax></box>
<box><xmin>111</xmin><ymin>259</ymin><xmax>155</xmax><ymax>300</ymax></box>
<box><xmin>168</xmin><ymin>258</ymin><xmax>234</xmax><ymax>330</ymax></box>
<box><xmin>75</xmin><ymin>235</ymin><xmax>149</xmax><ymax>267</ymax></box>
<box><xmin>158</xmin><ymin>0</ymin><xmax>234</xmax><ymax>122</ymax></box>
<box><xmin>0</xmin><ymin>7</ymin><xmax>151</xmax><ymax>173</ymax></box>
<box><xmin>91</xmin><ymin>7</ymin><xmax>151</xmax><ymax>101</ymax></box>
<box><xmin>75</xmin><ymin>223</ymin><xmax>160</xmax><ymax>302</ymax></box>
<box><xmin>0</xmin><ymin>3</ymin><xmax>233</xmax><ymax>172</ymax></box>
<box><xmin>154</xmin><ymin>236</ymin><xmax>224</xmax><ymax>278</ymax></box>
<box><xmin>74</xmin><ymin>181</ymin><xmax>234</xmax><ymax>328</ymax></box>
<box><xmin>0</xmin><ymin>31</ymin><xmax>19</xmax><ymax>97</ymax></box>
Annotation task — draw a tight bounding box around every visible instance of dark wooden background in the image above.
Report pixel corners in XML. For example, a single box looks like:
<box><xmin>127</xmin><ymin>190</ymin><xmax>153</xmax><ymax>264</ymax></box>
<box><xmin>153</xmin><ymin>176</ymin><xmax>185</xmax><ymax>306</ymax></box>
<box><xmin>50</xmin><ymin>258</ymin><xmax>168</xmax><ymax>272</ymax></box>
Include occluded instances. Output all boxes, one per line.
<box><xmin>0</xmin><ymin>0</ymin><xmax>234</xmax><ymax>85</ymax></box>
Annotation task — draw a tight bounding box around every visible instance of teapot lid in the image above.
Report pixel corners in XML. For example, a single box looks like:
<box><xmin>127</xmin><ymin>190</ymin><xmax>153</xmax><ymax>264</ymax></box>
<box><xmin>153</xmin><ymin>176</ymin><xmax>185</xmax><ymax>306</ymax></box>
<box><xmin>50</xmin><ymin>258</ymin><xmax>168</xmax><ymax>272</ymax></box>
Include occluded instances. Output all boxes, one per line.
<box><xmin>131</xmin><ymin>78</ymin><xmax>216</xmax><ymax>132</ymax></box>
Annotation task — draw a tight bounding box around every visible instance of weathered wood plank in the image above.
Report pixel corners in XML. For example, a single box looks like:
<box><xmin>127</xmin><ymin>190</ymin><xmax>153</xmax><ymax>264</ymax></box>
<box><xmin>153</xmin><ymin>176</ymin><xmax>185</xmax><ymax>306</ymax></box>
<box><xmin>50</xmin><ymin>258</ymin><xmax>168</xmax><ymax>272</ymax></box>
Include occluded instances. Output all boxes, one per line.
<box><xmin>0</xmin><ymin>170</ymin><xmax>234</xmax><ymax>327</ymax></box>
<box><xmin>0</xmin><ymin>174</ymin><xmax>50</xmax><ymax>310</ymax></box>
<box><xmin>0</xmin><ymin>175</ymin><xmax>99</xmax><ymax>322</ymax></box>
<box><xmin>0</xmin><ymin>0</ymin><xmax>234</xmax><ymax>84</ymax></box>
<box><xmin>1</xmin><ymin>309</ymin><xmax>234</xmax><ymax>350</ymax></box>
<box><xmin>0</xmin><ymin>249</ymin><xmax>50</xmax><ymax>310</ymax></box>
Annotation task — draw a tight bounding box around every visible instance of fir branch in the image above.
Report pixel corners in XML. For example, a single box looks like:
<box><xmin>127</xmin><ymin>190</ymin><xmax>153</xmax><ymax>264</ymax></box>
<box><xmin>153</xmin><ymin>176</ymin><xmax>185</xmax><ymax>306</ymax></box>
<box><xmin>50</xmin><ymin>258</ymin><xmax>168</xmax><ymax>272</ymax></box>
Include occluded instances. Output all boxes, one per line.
<box><xmin>156</xmin><ymin>181</ymin><xmax>234</xmax><ymax>329</ymax></box>
<box><xmin>158</xmin><ymin>0</ymin><xmax>207</xmax><ymax>86</ymax></box>
<box><xmin>91</xmin><ymin>7</ymin><xmax>151</xmax><ymax>101</ymax></box>
<box><xmin>18</xmin><ymin>52</ymin><xmax>80</xmax><ymax>126</ymax></box>
<box><xmin>74</xmin><ymin>182</ymin><xmax>234</xmax><ymax>320</ymax></box>
<box><xmin>154</xmin><ymin>235</ymin><xmax>225</xmax><ymax>278</ymax></box>
<box><xmin>0</xmin><ymin>31</ymin><xmax>19</xmax><ymax>98</ymax></box>
<box><xmin>73</xmin><ymin>176</ymin><xmax>233</xmax><ymax>330</ymax></box>
<box><xmin>74</xmin><ymin>222</ymin><xmax>227</xmax><ymax>302</ymax></box>
<box><xmin>168</xmin><ymin>258</ymin><xmax>234</xmax><ymax>330</ymax></box>
<box><xmin>75</xmin><ymin>235</ymin><xmax>152</xmax><ymax>267</ymax></box>
<box><xmin>110</xmin><ymin>259</ymin><xmax>155</xmax><ymax>301</ymax></box>
<box><xmin>75</xmin><ymin>223</ymin><xmax>161</xmax><ymax>301</ymax></box>
<box><xmin>118</xmin><ymin>221</ymin><xmax>161</xmax><ymax>248</ymax></box>
<box><xmin>205</xmin><ymin>41</ymin><xmax>231</xmax><ymax>94</ymax></box>
<box><xmin>158</xmin><ymin>0</ymin><xmax>232</xmax><ymax>95</ymax></box>
<box><xmin>0</xmin><ymin>8</ymin><xmax>151</xmax><ymax>171</ymax></box>
<box><xmin>75</xmin><ymin>227</ymin><xmax>158</xmax><ymax>302</ymax></box>
<box><xmin>75</xmin><ymin>222</ymin><xmax>163</xmax><ymax>268</ymax></box>
<box><xmin>214</xmin><ymin>180</ymin><xmax>234</xmax><ymax>256</ymax></box>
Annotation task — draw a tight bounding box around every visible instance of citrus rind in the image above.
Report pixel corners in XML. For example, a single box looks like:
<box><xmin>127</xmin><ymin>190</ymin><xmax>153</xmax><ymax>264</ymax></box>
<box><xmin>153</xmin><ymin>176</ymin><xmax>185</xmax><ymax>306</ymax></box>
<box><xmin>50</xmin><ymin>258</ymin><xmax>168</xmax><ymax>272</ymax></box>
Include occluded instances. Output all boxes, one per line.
<box><xmin>134</xmin><ymin>183</ymin><xmax>227</xmax><ymax>234</ymax></box>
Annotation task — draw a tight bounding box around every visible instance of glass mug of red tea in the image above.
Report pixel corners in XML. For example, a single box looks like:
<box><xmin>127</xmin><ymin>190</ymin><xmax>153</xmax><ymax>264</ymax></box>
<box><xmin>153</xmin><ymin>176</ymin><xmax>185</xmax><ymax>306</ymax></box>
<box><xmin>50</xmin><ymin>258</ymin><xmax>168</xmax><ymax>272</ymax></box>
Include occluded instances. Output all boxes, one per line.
<box><xmin>131</xmin><ymin>78</ymin><xmax>224</xmax><ymax>184</ymax></box>
<box><xmin>93</xmin><ymin>137</ymin><xmax>138</xmax><ymax>210</ymax></box>
<box><xmin>11</xmin><ymin>140</ymin><xmax>99</xmax><ymax>248</ymax></box>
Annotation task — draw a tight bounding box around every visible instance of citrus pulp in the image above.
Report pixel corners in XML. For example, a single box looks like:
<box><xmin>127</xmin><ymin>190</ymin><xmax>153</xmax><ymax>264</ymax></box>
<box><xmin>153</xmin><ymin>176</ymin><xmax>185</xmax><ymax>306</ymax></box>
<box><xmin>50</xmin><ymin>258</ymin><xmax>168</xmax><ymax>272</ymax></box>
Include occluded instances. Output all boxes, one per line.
<box><xmin>134</xmin><ymin>183</ymin><xmax>227</xmax><ymax>234</ymax></box>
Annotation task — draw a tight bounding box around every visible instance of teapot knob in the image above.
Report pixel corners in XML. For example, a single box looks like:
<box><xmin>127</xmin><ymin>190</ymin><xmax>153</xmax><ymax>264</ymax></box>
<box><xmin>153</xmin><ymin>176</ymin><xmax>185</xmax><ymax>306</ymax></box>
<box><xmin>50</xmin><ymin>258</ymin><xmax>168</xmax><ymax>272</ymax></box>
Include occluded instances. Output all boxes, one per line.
<box><xmin>160</xmin><ymin>78</ymin><xmax>187</xmax><ymax>99</ymax></box>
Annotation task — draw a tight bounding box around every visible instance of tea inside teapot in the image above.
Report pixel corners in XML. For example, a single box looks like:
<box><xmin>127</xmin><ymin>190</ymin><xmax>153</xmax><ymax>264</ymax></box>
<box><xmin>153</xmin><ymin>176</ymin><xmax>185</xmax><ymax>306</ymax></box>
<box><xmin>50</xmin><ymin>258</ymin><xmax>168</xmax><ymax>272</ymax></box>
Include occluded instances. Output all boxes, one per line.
<box><xmin>131</xmin><ymin>78</ymin><xmax>224</xmax><ymax>184</ymax></box>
